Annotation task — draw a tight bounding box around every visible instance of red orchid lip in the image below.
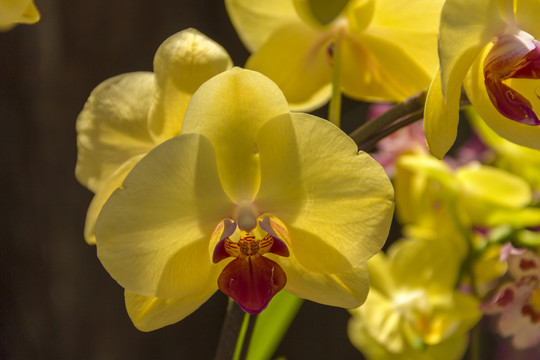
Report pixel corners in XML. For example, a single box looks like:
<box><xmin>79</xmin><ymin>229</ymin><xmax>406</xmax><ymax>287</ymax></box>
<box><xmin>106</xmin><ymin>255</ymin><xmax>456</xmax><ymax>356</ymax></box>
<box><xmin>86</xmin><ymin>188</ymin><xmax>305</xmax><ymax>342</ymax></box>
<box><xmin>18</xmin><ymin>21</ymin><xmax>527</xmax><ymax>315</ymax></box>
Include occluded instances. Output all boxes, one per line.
<box><xmin>484</xmin><ymin>34</ymin><xmax>540</xmax><ymax>125</ymax></box>
<box><xmin>212</xmin><ymin>217</ymin><xmax>290</xmax><ymax>314</ymax></box>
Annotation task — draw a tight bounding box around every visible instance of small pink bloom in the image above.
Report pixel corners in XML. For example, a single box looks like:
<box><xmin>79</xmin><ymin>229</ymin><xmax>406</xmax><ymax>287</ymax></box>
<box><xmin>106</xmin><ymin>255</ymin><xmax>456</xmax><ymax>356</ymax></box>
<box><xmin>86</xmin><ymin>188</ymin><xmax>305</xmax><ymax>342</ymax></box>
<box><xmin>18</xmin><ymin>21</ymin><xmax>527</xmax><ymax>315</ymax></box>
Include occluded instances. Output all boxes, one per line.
<box><xmin>482</xmin><ymin>247</ymin><xmax>540</xmax><ymax>349</ymax></box>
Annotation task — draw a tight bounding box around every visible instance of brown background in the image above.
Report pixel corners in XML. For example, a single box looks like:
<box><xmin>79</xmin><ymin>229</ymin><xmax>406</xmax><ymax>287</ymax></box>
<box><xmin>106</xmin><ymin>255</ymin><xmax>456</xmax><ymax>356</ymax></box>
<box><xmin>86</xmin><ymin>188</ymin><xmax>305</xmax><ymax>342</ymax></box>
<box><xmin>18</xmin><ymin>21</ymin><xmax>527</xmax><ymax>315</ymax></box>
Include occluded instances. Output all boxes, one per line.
<box><xmin>0</xmin><ymin>1</ymin><xmax>363</xmax><ymax>358</ymax></box>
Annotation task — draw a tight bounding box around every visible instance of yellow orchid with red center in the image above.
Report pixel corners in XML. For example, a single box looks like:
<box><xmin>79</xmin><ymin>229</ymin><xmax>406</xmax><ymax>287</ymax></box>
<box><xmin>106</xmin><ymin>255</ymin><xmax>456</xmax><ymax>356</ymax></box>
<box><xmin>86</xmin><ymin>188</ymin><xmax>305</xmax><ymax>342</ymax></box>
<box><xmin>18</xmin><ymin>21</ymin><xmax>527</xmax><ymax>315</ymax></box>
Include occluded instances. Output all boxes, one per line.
<box><xmin>225</xmin><ymin>0</ymin><xmax>443</xmax><ymax>110</ymax></box>
<box><xmin>94</xmin><ymin>67</ymin><xmax>394</xmax><ymax>331</ymax></box>
<box><xmin>0</xmin><ymin>0</ymin><xmax>39</xmax><ymax>30</ymax></box>
<box><xmin>425</xmin><ymin>0</ymin><xmax>540</xmax><ymax>158</ymax></box>
<box><xmin>76</xmin><ymin>29</ymin><xmax>232</xmax><ymax>244</ymax></box>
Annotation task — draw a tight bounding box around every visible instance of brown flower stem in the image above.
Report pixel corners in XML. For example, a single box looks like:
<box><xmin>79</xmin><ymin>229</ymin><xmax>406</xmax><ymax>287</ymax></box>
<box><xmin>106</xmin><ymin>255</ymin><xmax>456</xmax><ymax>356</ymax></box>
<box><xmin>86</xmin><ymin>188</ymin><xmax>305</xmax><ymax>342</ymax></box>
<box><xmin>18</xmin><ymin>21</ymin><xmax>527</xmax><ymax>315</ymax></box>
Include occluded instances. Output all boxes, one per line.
<box><xmin>215</xmin><ymin>300</ymin><xmax>256</xmax><ymax>360</ymax></box>
<box><xmin>349</xmin><ymin>89</ymin><xmax>427</xmax><ymax>147</ymax></box>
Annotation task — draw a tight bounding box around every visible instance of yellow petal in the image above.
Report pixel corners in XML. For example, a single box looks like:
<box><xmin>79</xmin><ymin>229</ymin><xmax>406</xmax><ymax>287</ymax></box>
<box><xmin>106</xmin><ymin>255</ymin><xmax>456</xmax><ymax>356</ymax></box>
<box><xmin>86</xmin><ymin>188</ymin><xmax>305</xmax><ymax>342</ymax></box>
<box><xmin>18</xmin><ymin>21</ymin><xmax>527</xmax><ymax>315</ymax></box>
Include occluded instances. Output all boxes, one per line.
<box><xmin>388</xmin><ymin>238</ymin><xmax>461</xmax><ymax>293</ymax></box>
<box><xmin>182</xmin><ymin>68</ymin><xmax>290</xmax><ymax>202</ymax></box>
<box><xmin>84</xmin><ymin>154</ymin><xmax>144</xmax><ymax>245</ymax></box>
<box><xmin>341</xmin><ymin>33</ymin><xmax>433</xmax><ymax>102</ymax></box>
<box><xmin>148</xmin><ymin>29</ymin><xmax>233</xmax><ymax>143</ymax></box>
<box><xmin>272</xmin><ymin>253</ymin><xmax>369</xmax><ymax>308</ymax></box>
<box><xmin>0</xmin><ymin>0</ymin><xmax>39</xmax><ymax>28</ymax></box>
<box><xmin>515</xmin><ymin>0</ymin><xmax>540</xmax><ymax>39</ymax></box>
<box><xmin>464</xmin><ymin>45</ymin><xmax>540</xmax><ymax>150</ymax></box>
<box><xmin>225</xmin><ymin>0</ymin><xmax>300</xmax><ymax>52</ymax></box>
<box><xmin>342</xmin><ymin>0</ymin><xmax>442</xmax><ymax>101</ymax></box>
<box><xmin>438</xmin><ymin>0</ymin><xmax>506</xmax><ymax>100</ymax></box>
<box><xmin>124</xmin><ymin>286</ymin><xmax>217</xmax><ymax>332</ymax></box>
<box><xmin>245</xmin><ymin>23</ymin><xmax>333</xmax><ymax>111</ymax></box>
<box><xmin>96</xmin><ymin>134</ymin><xmax>234</xmax><ymax>298</ymax></box>
<box><xmin>456</xmin><ymin>163</ymin><xmax>531</xmax><ymax>210</ymax></box>
<box><xmin>75</xmin><ymin>72</ymin><xmax>155</xmax><ymax>192</ymax></box>
<box><xmin>424</xmin><ymin>69</ymin><xmax>460</xmax><ymax>159</ymax></box>
<box><xmin>256</xmin><ymin>113</ymin><xmax>394</xmax><ymax>274</ymax></box>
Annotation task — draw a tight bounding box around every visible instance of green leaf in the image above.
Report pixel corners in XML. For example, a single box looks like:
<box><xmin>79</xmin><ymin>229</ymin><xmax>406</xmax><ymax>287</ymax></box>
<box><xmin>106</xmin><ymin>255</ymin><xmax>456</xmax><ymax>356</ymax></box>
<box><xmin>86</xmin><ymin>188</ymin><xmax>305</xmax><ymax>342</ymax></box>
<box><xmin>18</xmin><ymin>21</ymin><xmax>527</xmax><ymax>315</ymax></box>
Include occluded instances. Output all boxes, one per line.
<box><xmin>246</xmin><ymin>291</ymin><xmax>303</xmax><ymax>360</ymax></box>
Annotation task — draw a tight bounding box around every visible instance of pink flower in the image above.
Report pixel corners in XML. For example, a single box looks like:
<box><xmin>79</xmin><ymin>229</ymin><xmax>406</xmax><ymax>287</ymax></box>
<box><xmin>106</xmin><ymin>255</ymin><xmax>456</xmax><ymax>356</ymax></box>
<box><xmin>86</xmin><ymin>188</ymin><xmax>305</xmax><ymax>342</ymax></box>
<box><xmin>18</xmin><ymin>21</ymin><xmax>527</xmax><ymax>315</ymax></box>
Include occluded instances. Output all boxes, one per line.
<box><xmin>481</xmin><ymin>247</ymin><xmax>540</xmax><ymax>349</ymax></box>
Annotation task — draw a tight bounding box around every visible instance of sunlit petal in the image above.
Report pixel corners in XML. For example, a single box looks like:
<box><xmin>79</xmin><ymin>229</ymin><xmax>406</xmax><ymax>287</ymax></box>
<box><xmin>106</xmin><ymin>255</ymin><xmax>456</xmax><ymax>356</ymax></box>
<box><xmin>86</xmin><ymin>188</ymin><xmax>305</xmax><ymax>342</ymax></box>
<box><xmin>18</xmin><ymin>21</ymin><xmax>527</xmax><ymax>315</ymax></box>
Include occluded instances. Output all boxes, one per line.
<box><xmin>225</xmin><ymin>0</ymin><xmax>300</xmax><ymax>52</ymax></box>
<box><xmin>424</xmin><ymin>69</ymin><xmax>461</xmax><ymax>159</ymax></box>
<box><xmin>245</xmin><ymin>23</ymin><xmax>333</xmax><ymax>111</ymax></box>
<box><xmin>0</xmin><ymin>0</ymin><xmax>39</xmax><ymax>29</ymax></box>
<box><xmin>96</xmin><ymin>134</ymin><xmax>234</xmax><ymax>298</ymax></box>
<box><xmin>256</xmin><ymin>113</ymin><xmax>394</xmax><ymax>274</ymax></box>
<box><xmin>465</xmin><ymin>46</ymin><xmax>540</xmax><ymax>150</ymax></box>
<box><xmin>148</xmin><ymin>29</ymin><xmax>233</xmax><ymax>143</ymax></box>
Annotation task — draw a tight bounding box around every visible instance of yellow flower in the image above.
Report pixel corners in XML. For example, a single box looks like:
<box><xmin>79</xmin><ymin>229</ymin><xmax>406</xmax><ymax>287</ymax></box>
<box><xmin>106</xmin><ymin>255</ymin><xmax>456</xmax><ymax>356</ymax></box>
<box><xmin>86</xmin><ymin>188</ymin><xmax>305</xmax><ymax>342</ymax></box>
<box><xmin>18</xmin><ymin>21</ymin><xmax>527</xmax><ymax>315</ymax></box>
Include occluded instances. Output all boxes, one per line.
<box><xmin>95</xmin><ymin>67</ymin><xmax>394</xmax><ymax>331</ymax></box>
<box><xmin>0</xmin><ymin>0</ymin><xmax>39</xmax><ymax>30</ymax></box>
<box><xmin>226</xmin><ymin>0</ymin><xmax>443</xmax><ymax>110</ymax></box>
<box><xmin>425</xmin><ymin>0</ymin><xmax>540</xmax><ymax>158</ymax></box>
<box><xmin>396</xmin><ymin>152</ymin><xmax>540</xmax><ymax>229</ymax></box>
<box><xmin>348</xmin><ymin>238</ymin><xmax>481</xmax><ymax>360</ymax></box>
<box><xmin>75</xmin><ymin>29</ymin><xmax>232</xmax><ymax>245</ymax></box>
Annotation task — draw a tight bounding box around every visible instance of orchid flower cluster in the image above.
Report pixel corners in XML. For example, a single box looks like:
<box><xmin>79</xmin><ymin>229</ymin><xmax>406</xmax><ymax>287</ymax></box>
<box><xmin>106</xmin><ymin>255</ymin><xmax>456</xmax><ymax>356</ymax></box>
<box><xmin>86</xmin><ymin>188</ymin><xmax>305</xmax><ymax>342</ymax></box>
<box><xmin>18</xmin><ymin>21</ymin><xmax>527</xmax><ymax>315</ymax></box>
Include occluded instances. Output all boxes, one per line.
<box><xmin>64</xmin><ymin>0</ymin><xmax>540</xmax><ymax>358</ymax></box>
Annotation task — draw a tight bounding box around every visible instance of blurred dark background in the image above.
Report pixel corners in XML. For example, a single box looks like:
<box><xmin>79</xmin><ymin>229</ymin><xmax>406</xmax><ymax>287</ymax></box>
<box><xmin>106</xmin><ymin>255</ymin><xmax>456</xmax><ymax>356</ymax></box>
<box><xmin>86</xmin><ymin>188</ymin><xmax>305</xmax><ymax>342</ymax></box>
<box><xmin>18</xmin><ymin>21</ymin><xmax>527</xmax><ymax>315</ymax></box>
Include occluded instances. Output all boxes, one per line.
<box><xmin>0</xmin><ymin>1</ymin><xmax>363</xmax><ymax>358</ymax></box>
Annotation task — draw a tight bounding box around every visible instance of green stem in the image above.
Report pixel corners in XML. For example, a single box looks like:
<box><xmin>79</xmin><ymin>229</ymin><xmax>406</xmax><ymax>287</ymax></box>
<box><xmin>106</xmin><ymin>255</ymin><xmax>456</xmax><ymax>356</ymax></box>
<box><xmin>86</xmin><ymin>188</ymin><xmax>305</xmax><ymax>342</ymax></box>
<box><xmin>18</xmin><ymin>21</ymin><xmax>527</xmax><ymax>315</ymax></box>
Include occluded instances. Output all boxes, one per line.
<box><xmin>328</xmin><ymin>37</ymin><xmax>343</xmax><ymax>128</ymax></box>
<box><xmin>232</xmin><ymin>312</ymin><xmax>251</xmax><ymax>360</ymax></box>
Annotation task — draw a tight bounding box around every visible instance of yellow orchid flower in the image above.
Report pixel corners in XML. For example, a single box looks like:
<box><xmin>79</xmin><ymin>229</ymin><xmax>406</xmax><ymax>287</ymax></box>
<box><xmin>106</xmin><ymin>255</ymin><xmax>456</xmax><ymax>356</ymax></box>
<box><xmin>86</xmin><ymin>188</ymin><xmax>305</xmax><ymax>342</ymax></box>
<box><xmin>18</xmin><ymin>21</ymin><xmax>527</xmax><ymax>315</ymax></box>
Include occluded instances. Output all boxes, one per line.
<box><xmin>94</xmin><ymin>67</ymin><xmax>394</xmax><ymax>331</ymax></box>
<box><xmin>225</xmin><ymin>0</ymin><xmax>443</xmax><ymax>110</ymax></box>
<box><xmin>75</xmin><ymin>29</ymin><xmax>233</xmax><ymax>244</ymax></box>
<box><xmin>348</xmin><ymin>238</ymin><xmax>481</xmax><ymax>359</ymax></box>
<box><xmin>0</xmin><ymin>0</ymin><xmax>39</xmax><ymax>30</ymax></box>
<box><xmin>425</xmin><ymin>0</ymin><xmax>540</xmax><ymax>158</ymax></box>
<box><xmin>396</xmin><ymin>152</ymin><xmax>540</xmax><ymax>229</ymax></box>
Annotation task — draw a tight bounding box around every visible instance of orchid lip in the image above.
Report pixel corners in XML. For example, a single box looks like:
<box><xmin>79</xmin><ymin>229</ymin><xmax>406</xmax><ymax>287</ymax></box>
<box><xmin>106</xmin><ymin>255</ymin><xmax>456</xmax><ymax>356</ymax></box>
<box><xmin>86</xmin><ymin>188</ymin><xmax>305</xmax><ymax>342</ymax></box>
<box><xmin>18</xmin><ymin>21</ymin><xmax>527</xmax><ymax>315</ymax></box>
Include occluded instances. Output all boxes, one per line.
<box><xmin>484</xmin><ymin>34</ymin><xmax>540</xmax><ymax>125</ymax></box>
<box><xmin>212</xmin><ymin>216</ymin><xmax>290</xmax><ymax>313</ymax></box>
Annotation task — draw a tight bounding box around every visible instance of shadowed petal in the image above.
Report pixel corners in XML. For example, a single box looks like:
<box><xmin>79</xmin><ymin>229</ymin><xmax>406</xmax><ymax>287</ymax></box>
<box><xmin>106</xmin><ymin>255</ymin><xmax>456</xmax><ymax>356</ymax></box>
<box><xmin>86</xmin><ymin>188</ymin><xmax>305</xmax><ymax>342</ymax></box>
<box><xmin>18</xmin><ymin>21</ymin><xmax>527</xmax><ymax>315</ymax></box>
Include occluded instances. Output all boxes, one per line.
<box><xmin>96</xmin><ymin>134</ymin><xmax>234</xmax><ymax>299</ymax></box>
<box><xmin>84</xmin><ymin>154</ymin><xmax>145</xmax><ymax>245</ymax></box>
<box><xmin>76</xmin><ymin>72</ymin><xmax>155</xmax><ymax>192</ymax></box>
<box><xmin>124</xmin><ymin>284</ymin><xmax>218</xmax><ymax>332</ymax></box>
<box><xmin>182</xmin><ymin>68</ymin><xmax>290</xmax><ymax>202</ymax></box>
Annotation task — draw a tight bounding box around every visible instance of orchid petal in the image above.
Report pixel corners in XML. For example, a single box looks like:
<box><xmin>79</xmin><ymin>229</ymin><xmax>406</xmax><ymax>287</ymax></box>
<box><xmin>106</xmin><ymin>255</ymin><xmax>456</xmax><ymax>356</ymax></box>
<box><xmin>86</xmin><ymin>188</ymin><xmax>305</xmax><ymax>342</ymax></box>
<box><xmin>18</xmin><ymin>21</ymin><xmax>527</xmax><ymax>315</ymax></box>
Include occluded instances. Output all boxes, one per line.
<box><xmin>84</xmin><ymin>154</ymin><xmax>144</xmax><ymax>245</ymax></box>
<box><xmin>273</xmin><ymin>253</ymin><xmax>369</xmax><ymax>308</ymax></box>
<box><xmin>148</xmin><ymin>29</ymin><xmax>233</xmax><ymax>143</ymax></box>
<box><xmin>341</xmin><ymin>33</ymin><xmax>433</xmax><ymax>102</ymax></box>
<box><xmin>456</xmin><ymin>163</ymin><xmax>531</xmax><ymax>210</ymax></box>
<box><xmin>424</xmin><ymin>69</ymin><xmax>461</xmax><ymax>159</ymax></box>
<box><xmin>438</xmin><ymin>0</ymin><xmax>507</xmax><ymax>100</ymax></box>
<box><xmin>245</xmin><ymin>23</ymin><xmax>333</xmax><ymax>111</ymax></box>
<box><xmin>256</xmin><ymin>113</ymin><xmax>394</xmax><ymax>274</ymax></box>
<box><xmin>182</xmin><ymin>68</ymin><xmax>290</xmax><ymax>202</ymax></box>
<box><xmin>465</xmin><ymin>46</ymin><xmax>540</xmax><ymax>150</ymax></box>
<box><xmin>75</xmin><ymin>72</ymin><xmax>155</xmax><ymax>192</ymax></box>
<box><xmin>96</xmin><ymin>134</ymin><xmax>234</xmax><ymax>298</ymax></box>
<box><xmin>515</xmin><ymin>0</ymin><xmax>540</xmax><ymax>39</ymax></box>
<box><xmin>124</xmin><ymin>286</ymin><xmax>217</xmax><ymax>332</ymax></box>
<box><xmin>342</xmin><ymin>0</ymin><xmax>442</xmax><ymax>101</ymax></box>
<box><xmin>225</xmin><ymin>0</ymin><xmax>300</xmax><ymax>52</ymax></box>
<box><xmin>0</xmin><ymin>0</ymin><xmax>39</xmax><ymax>28</ymax></box>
